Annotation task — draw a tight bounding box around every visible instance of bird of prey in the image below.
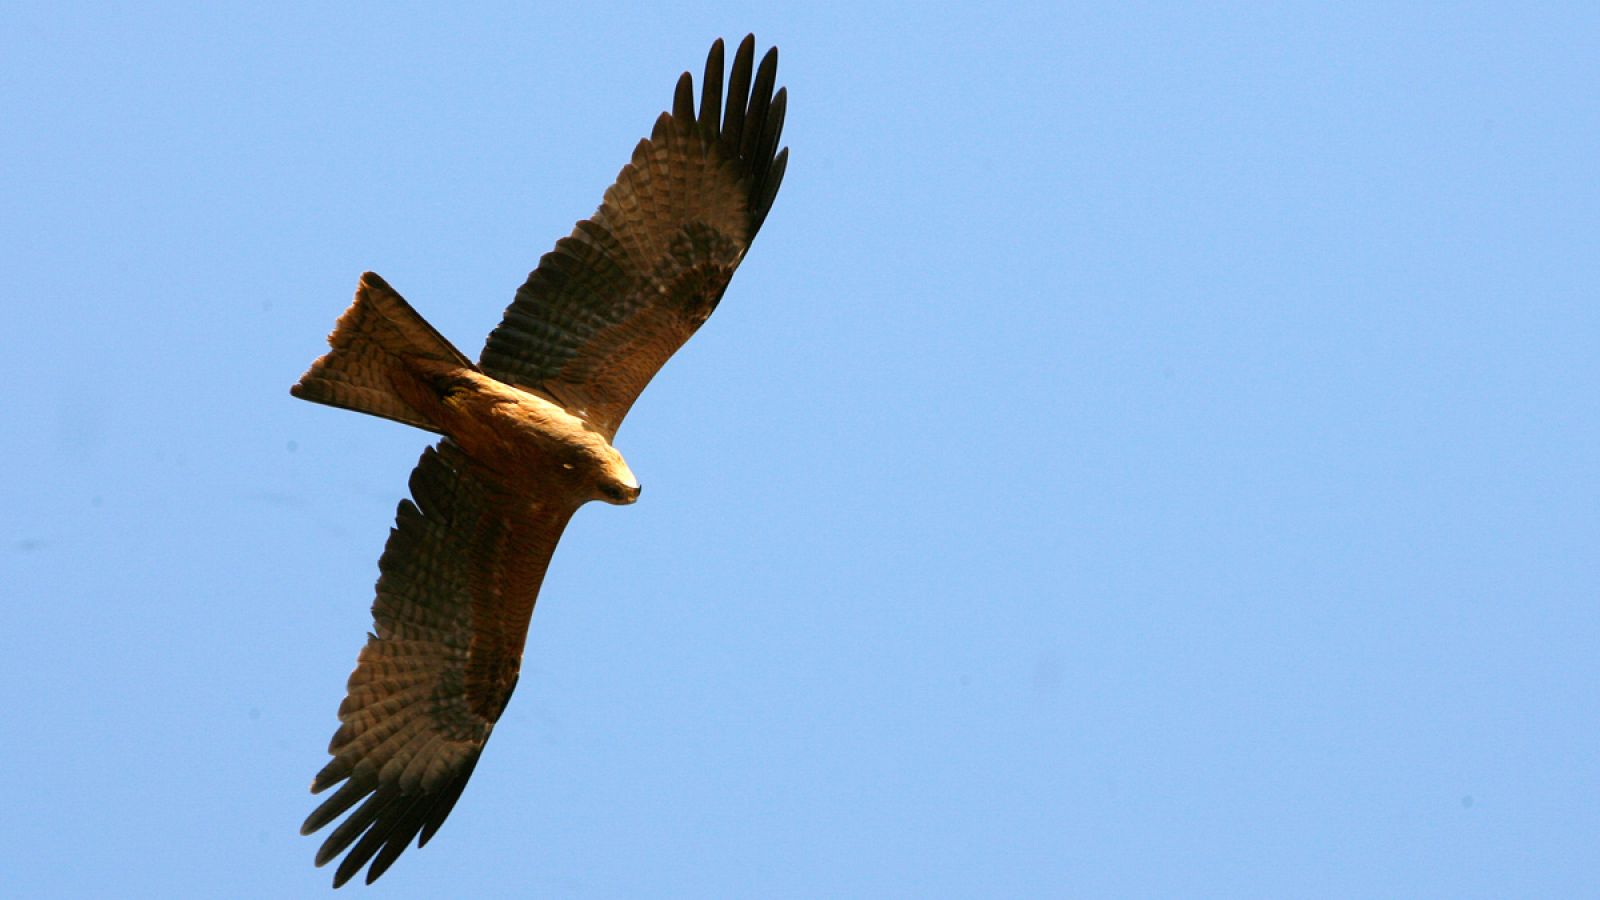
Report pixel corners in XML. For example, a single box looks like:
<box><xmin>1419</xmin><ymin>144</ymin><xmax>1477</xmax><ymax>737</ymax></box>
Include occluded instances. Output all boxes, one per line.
<box><xmin>290</xmin><ymin>35</ymin><xmax>787</xmax><ymax>887</ymax></box>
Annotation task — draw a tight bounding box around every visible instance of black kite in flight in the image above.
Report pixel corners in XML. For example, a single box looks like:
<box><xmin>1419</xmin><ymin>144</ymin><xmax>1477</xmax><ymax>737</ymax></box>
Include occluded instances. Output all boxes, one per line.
<box><xmin>290</xmin><ymin>35</ymin><xmax>787</xmax><ymax>887</ymax></box>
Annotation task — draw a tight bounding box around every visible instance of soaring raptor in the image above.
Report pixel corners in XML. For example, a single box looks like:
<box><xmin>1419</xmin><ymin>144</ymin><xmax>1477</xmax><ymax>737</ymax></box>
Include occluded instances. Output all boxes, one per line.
<box><xmin>291</xmin><ymin>36</ymin><xmax>787</xmax><ymax>887</ymax></box>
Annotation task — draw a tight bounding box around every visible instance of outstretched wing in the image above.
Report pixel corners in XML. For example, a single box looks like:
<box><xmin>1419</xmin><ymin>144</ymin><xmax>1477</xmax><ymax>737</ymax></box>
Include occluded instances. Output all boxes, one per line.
<box><xmin>479</xmin><ymin>34</ymin><xmax>788</xmax><ymax>438</ymax></box>
<box><xmin>302</xmin><ymin>442</ymin><xmax>577</xmax><ymax>887</ymax></box>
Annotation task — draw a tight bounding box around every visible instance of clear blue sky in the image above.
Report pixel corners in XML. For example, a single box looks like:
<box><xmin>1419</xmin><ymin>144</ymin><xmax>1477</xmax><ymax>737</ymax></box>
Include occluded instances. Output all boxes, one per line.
<box><xmin>3</xmin><ymin>2</ymin><xmax>1597</xmax><ymax>896</ymax></box>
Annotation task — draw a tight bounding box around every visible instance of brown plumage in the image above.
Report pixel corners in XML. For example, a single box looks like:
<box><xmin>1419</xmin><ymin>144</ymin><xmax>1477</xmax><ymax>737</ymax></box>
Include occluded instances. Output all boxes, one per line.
<box><xmin>290</xmin><ymin>36</ymin><xmax>787</xmax><ymax>887</ymax></box>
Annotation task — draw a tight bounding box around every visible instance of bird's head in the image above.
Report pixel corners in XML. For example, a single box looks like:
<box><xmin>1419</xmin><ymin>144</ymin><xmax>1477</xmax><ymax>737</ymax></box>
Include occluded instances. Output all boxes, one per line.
<box><xmin>593</xmin><ymin>449</ymin><xmax>641</xmax><ymax>506</ymax></box>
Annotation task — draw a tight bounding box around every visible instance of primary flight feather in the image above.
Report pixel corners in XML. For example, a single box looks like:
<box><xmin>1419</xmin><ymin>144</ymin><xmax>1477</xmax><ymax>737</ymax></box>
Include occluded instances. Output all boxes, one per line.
<box><xmin>290</xmin><ymin>35</ymin><xmax>787</xmax><ymax>887</ymax></box>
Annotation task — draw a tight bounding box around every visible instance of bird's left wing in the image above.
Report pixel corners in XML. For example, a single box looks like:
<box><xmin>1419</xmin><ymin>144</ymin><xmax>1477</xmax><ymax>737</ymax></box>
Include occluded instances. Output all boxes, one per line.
<box><xmin>478</xmin><ymin>35</ymin><xmax>788</xmax><ymax>438</ymax></box>
<box><xmin>302</xmin><ymin>441</ymin><xmax>577</xmax><ymax>887</ymax></box>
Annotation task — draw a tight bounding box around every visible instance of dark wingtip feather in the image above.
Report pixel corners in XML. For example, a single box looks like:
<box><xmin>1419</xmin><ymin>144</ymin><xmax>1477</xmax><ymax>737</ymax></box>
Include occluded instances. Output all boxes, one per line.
<box><xmin>753</xmin><ymin>147</ymin><xmax>788</xmax><ymax>233</ymax></box>
<box><xmin>302</xmin><ymin>777</ymin><xmax>370</xmax><ymax>836</ymax></box>
<box><xmin>310</xmin><ymin>756</ymin><xmax>351</xmax><ymax>794</ymax></box>
<box><xmin>314</xmin><ymin>790</ymin><xmax>388</xmax><ymax>866</ymax></box>
<box><xmin>307</xmin><ymin>754</ymin><xmax>482</xmax><ymax>886</ymax></box>
<box><xmin>364</xmin><ymin>802</ymin><xmax>431</xmax><ymax>885</ymax></box>
<box><xmin>687</xmin><ymin>35</ymin><xmax>786</xmax><ymax>237</ymax></box>
<box><xmin>755</xmin><ymin>86</ymin><xmax>787</xmax><ymax>174</ymax></box>
<box><xmin>333</xmin><ymin>793</ymin><xmax>423</xmax><ymax>888</ymax></box>
<box><xmin>418</xmin><ymin>753</ymin><xmax>481</xmax><ymax>845</ymax></box>
<box><xmin>722</xmin><ymin>35</ymin><xmax>756</xmax><ymax>151</ymax></box>
<box><xmin>699</xmin><ymin>38</ymin><xmax>725</xmax><ymax>134</ymax></box>
<box><xmin>672</xmin><ymin>71</ymin><xmax>695</xmax><ymax>121</ymax></box>
<box><xmin>741</xmin><ymin>46</ymin><xmax>779</xmax><ymax>161</ymax></box>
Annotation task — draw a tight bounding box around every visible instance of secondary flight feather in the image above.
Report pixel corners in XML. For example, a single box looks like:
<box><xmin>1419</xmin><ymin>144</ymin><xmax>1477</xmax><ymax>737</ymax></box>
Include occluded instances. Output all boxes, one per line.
<box><xmin>290</xmin><ymin>35</ymin><xmax>787</xmax><ymax>887</ymax></box>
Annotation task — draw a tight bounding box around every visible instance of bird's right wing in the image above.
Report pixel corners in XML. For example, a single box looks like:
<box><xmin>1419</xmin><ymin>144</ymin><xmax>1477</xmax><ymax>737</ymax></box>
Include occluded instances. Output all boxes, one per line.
<box><xmin>477</xmin><ymin>35</ymin><xmax>788</xmax><ymax>439</ymax></box>
<box><xmin>301</xmin><ymin>441</ymin><xmax>576</xmax><ymax>887</ymax></box>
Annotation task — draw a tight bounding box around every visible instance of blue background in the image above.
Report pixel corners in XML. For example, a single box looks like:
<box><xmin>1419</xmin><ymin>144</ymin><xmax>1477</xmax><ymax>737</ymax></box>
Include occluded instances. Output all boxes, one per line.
<box><xmin>3</xmin><ymin>2</ymin><xmax>1597</xmax><ymax>896</ymax></box>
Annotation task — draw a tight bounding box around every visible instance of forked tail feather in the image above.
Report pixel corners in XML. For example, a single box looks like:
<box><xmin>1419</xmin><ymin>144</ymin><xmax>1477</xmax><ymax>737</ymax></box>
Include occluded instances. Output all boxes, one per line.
<box><xmin>291</xmin><ymin>272</ymin><xmax>474</xmax><ymax>433</ymax></box>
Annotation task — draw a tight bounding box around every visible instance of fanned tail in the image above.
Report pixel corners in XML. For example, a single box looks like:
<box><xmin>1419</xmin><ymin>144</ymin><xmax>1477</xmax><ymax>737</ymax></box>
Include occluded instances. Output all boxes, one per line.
<box><xmin>292</xmin><ymin>273</ymin><xmax>473</xmax><ymax>433</ymax></box>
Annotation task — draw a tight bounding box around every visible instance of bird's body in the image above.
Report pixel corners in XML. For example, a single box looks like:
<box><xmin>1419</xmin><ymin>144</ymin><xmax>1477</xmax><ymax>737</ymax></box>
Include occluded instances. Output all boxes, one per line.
<box><xmin>290</xmin><ymin>35</ymin><xmax>786</xmax><ymax>887</ymax></box>
<box><xmin>295</xmin><ymin>272</ymin><xmax>641</xmax><ymax>506</ymax></box>
<box><xmin>430</xmin><ymin>372</ymin><xmax>641</xmax><ymax>504</ymax></box>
